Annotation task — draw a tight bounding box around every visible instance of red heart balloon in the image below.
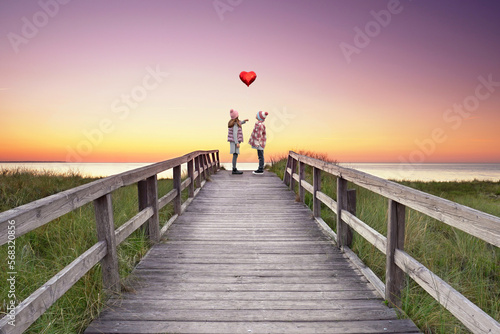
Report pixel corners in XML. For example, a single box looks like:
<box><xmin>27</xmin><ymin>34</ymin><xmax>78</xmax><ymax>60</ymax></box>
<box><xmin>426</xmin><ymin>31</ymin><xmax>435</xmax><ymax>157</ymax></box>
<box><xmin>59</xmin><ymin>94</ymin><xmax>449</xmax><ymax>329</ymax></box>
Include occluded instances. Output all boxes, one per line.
<box><xmin>239</xmin><ymin>71</ymin><xmax>256</xmax><ymax>87</ymax></box>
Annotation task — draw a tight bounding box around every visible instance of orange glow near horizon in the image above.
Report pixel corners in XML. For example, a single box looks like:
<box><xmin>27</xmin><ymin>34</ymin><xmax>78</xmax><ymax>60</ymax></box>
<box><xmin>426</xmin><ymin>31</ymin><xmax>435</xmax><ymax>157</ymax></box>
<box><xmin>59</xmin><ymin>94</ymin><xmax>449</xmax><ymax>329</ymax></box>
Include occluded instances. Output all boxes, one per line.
<box><xmin>2</xmin><ymin>1</ymin><xmax>500</xmax><ymax>163</ymax></box>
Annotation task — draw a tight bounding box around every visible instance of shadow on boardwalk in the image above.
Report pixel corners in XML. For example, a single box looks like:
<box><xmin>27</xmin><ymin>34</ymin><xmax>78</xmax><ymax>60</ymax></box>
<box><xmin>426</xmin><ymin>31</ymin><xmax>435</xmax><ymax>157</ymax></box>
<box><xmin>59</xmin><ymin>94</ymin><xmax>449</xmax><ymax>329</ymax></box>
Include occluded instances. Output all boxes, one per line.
<box><xmin>85</xmin><ymin>170</ymin><xmax>421</xmax><ymax>334</ymax></box>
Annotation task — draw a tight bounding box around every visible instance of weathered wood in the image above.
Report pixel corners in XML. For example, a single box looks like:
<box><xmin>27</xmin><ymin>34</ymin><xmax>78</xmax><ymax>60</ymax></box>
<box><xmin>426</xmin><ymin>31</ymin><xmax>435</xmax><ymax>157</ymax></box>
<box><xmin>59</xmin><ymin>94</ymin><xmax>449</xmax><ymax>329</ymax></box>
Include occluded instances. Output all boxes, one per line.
<box><xmin>85</xmin><ymin>171</ymin><xmax>420</xmax><ymax>334</ymax></box>
<box><xmin>289</xmin><ymin>158</ymin><xmax>297</xmax><ymax>191</ymax></box>
<box><xmin>146</xmin><ymin>175</ymin><xmax>160</xmax><ymax>242</ymax></box>
<box><xmin>86</xmin><ymin>319</ymin><xmax>420</xmax><ymax>334</ymax></box>
<box><xmin>289</xmin><ymin>151</ymin><xmax>500</xmax><ymax>248</ymax></box>
<box><xmin>345</xmin><ymin>189</ymin><xmax>356</xmax><ymax>246</ymax></box>
<box><xmin>187</xmin><ymin>158</ymin><xmax>194</xmax><ymax>197</ymax></box>
<box><xmin>343</xmin><ymin>246</ymin><xmax>385</xmax><ymax>298</ymax></box>
<box><xmin>115</xmin><ymin>207</ymin><xmax>154</xmax><ymax>245</ymax></box>
<box><xmin>0</xmin><ymin>150</ymin><xmax>219</xmax><ymax>246</ymax></box>
<box><xmin>313</xmin><ymin>167</ymin><xmax>321</xmax><ymax>217</ymax></box>
<box><xmin>298</xmin><ymin>161</ymin><xmax>305</xmax><ymax>203</ymax></box>
<box><xmin>93</xmin><ymin>194</ymin><xmax>120</xmax><ymax>294</ymax></box>
<box><xmin>395</xmin><ymin>249</ymin><xmax>500</xmax><ymax>334</ymax></box>
<box><xmin>385</xmin><ymin>200</ymin><xmax>406</xmax><ymax>307</ymax></box>
<box><xmin>211</xmin><ymin>152</ymin><xmax>217</xmax><ymax>173</ymax></box>
<box><xmin>341</xmin><ymin>210</ymin><xmax>387</xmax><ymax>254</ymax></box>
<box><xmin>206</xmin><ymin>153</ymin><xmax>213</xmax><ymax>176</ymax></box>
<box><xmin>301</xmin><ymin>178</ymin><xmax>314</xmax><ymax>195</ymax></box>
<box><xmin>180</xmin><ymin>177</ymin><xmax>191</xmax><ymax>192</ymax></box>
<box><xmin>173</xmin><ymin>165</ymin><xmax>182</xmax><ymax>215</ymax></box>
<box><xmin>0</xmin><ymin>242</ymin><xmax>106</xmax><ymax>334</ymax></box>
<box><xmin>158</xmin><ymin>188</ymin><xmax>177</xmax><ymax>210</ymax></box>
<box><xmin>194</xmin><ymin>155</ymin><xmax>201</xmax><ymax>188</ymax></box>
<box><xmin>336</xmin><ymin>177</ymin><xmax>347</xmax><ymax>246</ymax></box>
<box><xmin>283</xmin><ymin>155</ymin><xmax>292</xmax><ymax>185</ymax></box>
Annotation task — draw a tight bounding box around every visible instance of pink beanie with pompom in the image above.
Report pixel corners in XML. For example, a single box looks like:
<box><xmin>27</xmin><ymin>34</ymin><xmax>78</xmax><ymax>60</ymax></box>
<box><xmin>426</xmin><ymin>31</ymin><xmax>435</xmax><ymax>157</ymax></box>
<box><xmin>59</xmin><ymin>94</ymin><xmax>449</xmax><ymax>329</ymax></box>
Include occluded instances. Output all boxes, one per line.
<box><xmin>230</xmin><ymin>109</ymin><xmax>239</xmax><ymax>119</ymax></box>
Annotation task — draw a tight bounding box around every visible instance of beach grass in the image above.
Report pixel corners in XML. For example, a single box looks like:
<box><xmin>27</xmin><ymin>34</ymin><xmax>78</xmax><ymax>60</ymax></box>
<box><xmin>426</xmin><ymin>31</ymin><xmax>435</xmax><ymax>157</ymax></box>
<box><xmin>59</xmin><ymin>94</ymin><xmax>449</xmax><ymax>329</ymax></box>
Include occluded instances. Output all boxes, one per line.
<box><xmin>0</xmin><ymin>167</ymin><xmax>181</xmax><ymax>333</ymax></box>
<box><xmin>268</xmin><ymin>154</ymin><xmax>500</xmax><ymax>334</ymax></box>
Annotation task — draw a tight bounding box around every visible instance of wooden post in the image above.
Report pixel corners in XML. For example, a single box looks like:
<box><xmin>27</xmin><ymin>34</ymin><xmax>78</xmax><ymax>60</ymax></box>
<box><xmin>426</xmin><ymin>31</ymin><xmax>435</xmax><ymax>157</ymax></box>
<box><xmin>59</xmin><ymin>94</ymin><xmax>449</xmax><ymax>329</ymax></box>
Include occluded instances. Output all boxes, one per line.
<box><xmin>344</xmin><ymin>189</ymin><xmax>356</xmax><ymax>246</ymax></box>
<box><xmin>187</xmin><ymin>158</ymin><xmax>195</xmax><ymax>198</ymax></box>
<box><xmin>313</xmin><ymin>167</ymin><xmax>321</xmax><ymax>217</ymax></box>
<box><xmin>216</xmin><ymin>151</ymin><xmax>220</xmax><ymax>170</ymax></box>
<box><xmin>173</xmin><ymin>165</ymin><xmax>182</xmax><ymax>215</ymax></box>
<box><xmin>284</xmin><ymin>155</ymin><xmax>292</xmax><ymax>185</ymax></box>
<box><xmin>137</xmin><ymin>180</ymin><xmax>148</xmax><ymax>235</ymax></box>
<box><xmin>195</xmin><ymin>155</ymin><xmax>201</xmax><ymax>188</ymax></box>
<box><xmin>211</xmin><ymin>152</ymin><xmax>217</xmax><ymax>173</ymax></box>
<box><xmin>94</xmin><ymin>194</ymin><xmax>120</xmax><ymax>294</ymax></box>
<box><xmin>298</xmin><ymin>161</ymin><xmax>305</xmax><ymax>203</ymax></box>
<box><xmin>289</xmin><ymin>158</ymin><xmax>297</xmax><ymax>191</ymax></box>
<box><xmin>137</xmin><ymin>176</ymin><xmax>160</xmax><ymax>243</ymax></box>
<box><xmin>206</xmin><ymin>154</ymin><xmax>212</xmax><ymax>176</ymax></box>
<box><xmin>386</xmin><ymin>199</ymin><xmax>406</xmax><ymax>307</ymax></box>
<box><xmin>336</xmin><ymin>177</ymin><xmax>349</xmax><ymax>247</ymax></box>
<box><xmin>202</xmin><ymin>154</ymin><xmax>208</xmax><ymax>181</ymax></box>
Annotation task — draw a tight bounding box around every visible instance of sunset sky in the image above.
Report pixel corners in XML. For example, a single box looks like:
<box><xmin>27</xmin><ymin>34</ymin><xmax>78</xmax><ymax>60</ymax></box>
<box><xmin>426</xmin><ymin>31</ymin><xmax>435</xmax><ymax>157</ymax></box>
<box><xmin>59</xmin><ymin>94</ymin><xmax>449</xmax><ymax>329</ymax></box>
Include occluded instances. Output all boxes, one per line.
<box><xmin>1</xmin><ymin>0</ymin><xmax>500</xmax><ymax>163</ymax></box>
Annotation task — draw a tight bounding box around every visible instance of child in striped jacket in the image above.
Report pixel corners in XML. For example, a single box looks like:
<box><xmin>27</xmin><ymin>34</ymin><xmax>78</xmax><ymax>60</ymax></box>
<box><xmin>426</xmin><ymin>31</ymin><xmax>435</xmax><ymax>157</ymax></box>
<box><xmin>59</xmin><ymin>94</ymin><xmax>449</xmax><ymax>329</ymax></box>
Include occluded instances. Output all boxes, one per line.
<box><xmin>228</xmin><ymin>109</ymin><xmax>248</xmax><ymax>174</ymax></box>
<box><xmin>248</xmin><ymin>111</ymin><xmax>268</xmax><ymax>174</ymax></box>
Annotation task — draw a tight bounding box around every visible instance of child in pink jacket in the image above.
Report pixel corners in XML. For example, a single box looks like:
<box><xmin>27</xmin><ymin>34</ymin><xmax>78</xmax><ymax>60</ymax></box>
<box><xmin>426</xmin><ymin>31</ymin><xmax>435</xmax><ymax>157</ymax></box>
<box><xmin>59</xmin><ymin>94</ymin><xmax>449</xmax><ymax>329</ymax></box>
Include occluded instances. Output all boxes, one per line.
<box><xmin>248</xmin><ymin>111</ymin><xmax>268</xmax><ymax>174</ymax></box>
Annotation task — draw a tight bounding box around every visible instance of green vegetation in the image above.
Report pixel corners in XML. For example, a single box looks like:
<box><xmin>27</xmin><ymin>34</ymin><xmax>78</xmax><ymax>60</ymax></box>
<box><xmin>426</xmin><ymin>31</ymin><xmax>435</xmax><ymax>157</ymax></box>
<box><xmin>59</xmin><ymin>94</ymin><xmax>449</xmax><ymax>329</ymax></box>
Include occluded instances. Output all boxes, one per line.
<box><xmin>0</xmin><ymin>168</ymin><xmax>181</xmax><ymax>333</ymax></box>
<box><xmin>269</xmin><ymin>154</ymin><xmax>500</xmax><ymax>334</ymax></box>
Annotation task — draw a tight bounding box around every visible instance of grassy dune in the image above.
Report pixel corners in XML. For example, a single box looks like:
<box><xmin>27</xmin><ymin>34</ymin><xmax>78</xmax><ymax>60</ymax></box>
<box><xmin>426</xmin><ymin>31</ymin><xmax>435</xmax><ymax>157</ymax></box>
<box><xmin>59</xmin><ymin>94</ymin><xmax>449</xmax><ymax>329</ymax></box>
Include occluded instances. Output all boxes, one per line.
<box><xmin>1</xmin><ymin>163</ymin><xmax>499</xmax><ymax>333</ymax></box>
<box><xmin>0</xmin><ymin>168</ymin><xmax>181</xmax><ymax>333</ymax></box>
<box><xmin>269</xmin><ymin>153</ymin><xmax>500</xmax><ymax>334</ymax></box>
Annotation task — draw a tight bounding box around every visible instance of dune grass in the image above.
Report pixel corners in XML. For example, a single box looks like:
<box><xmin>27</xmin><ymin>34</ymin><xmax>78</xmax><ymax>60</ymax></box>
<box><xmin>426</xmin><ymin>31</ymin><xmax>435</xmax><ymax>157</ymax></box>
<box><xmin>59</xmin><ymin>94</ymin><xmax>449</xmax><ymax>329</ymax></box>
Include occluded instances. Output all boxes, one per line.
<box><xmin>0</xmin><ymin>167</ymin><xmax>184</xmax><ymax>333</ymax></box>
<box><xmin>269</xmin><ymin>154</ymin><xmax>500</xmax><ymax>334</ymax></box>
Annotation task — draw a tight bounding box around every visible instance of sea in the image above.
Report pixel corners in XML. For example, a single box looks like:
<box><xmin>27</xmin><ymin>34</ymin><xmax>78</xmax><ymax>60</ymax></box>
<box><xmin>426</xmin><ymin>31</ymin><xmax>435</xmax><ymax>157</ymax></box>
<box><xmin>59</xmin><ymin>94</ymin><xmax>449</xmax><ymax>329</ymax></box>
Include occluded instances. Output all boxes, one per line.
<box><xmin>1</xmin><ymin>162</ymin><xmax>499</xmax><ymax>182</ymax></box>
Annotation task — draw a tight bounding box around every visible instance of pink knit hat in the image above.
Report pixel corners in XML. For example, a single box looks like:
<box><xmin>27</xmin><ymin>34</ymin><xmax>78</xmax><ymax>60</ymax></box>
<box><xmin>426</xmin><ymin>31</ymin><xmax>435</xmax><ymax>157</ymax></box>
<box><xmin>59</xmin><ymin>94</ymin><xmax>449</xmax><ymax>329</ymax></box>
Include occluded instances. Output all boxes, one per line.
<box><xmin>230</xmin><ymin>109</ymin><xmax>239</xmax><ymax>119</ymax></box>
<box><xmin>256</xmin><ymin>111</ymin><xmax>268</xmax><ymax>121</ymax></box>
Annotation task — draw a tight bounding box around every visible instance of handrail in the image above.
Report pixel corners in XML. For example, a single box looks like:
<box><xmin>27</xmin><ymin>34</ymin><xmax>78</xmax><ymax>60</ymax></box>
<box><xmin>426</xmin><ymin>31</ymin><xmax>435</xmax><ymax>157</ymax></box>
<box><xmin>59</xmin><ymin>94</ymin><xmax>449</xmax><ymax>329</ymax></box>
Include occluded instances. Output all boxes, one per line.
<box><xmin>284</xmin><ymin>151</ymin><xmax>500</xmax><ymax>334</ymax></box>
<box><xmin>0</xmin><ymin>150</ymin><xmax>220</xmax><ymax>334</ymax></box>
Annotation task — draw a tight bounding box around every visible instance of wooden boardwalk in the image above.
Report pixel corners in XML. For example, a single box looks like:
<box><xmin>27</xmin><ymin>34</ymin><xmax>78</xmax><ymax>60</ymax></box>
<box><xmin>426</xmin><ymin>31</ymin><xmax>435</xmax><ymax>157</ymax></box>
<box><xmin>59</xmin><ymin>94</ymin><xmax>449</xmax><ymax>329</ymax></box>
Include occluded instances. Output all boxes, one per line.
<box><xmin>85</xmin><ymin>170</ymin><xmax>421</xmax><ymax>334</ymax></box>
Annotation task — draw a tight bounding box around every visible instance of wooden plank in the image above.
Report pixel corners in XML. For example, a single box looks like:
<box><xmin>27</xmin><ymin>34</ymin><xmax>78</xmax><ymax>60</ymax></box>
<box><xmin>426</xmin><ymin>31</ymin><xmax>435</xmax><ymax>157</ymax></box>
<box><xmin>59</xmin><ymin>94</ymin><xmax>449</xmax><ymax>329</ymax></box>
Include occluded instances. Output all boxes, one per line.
<box><xmin>385</xmin><ymin>200</ymin><xmax>406</xmax><ymax>307</ymax></box>
<box><xmin>85</xmin><ymin>171</ymin><xmax>420</xmax><ymax>334</ymax></box>
<box><xmin>93</xmin><ymin>194</ymin><xmax>120</xmax><ymax>294</ymax></box>
<box><xmin>96</xmin><ymin>308</ymin><xmax>399</xmax><ymax>322</ymax></box>
<box><xmin>298</xmin><ymin>161</ymin><xmax>305</xmax><ymax>203</ymax></box>
<box><xmin>395</xmin><ymin>249</ymin><xmax>500</xmax><ymax>334</ymax></box>
<box><xmin>290</xmin><ymin>158</ymin><xmax>297</xmax><ymax>191</ymax></box>
<box><xmin>145</xmin><ymin>175</ymin><xmax>160</xmax><ymax>242</ymax></box>
<box><xmin>343</xmin><ymin>246</ymin><xmax>385</xmax><ymax>298</ymax></box>
<box><xmin>301</xmin><ymin>179</ymin><xmax>314</xmax><ymax>194</ymax></box>
<box><xmin>173</xmin><ymin>165</ymin><xmax>182</xmax><ymax>215</ymax></box>
<box><xmin>336</xmin><ymin>177</ymin><xmax>347</xmax><ymax>246</ymax></box>
<box><xmin>0</xmin><ymin>242</ymin><xmax>106</xmax><ymax>334</ymax></box>
<box><xmin>158</xmin><ymin>188</ymin><xmax>177</xmax><ymax>209</ymax></box>
<box><xmin>115</xmin><ymin>207</ymin><xmax>153</xmax><ymax>245</ymax></box>
<box><xmin>313</xmin><ymin>167</ymin><xmax>321</xmax><ymax>217</ymax></box>
<box><xmin>0</xmin><ymin>150</ymin><xmax>219</xmax><ymax>246</ymax></box>
<box><xmin>180</xmin><ymin>177</ymin><xmax>191</xmax><ymax>192</ymax></box>
<box><xmin>289</xmin><ymin>151</ymin><xmax>500</xmax><ymax>248</ymax></box>
<box><xmin>341</xmin><ymin>210</ymin><xmax>387</xmax><ymax>254</ymax></box>
<box><xmin>187</xmin><ymin>158</ymin><xmax>194</xmax><ymax>197</ymax></box>
<box><xmin>85</xmin><ymin>319</ymin><xmax>420</xmax><ymax>334</ymax></box>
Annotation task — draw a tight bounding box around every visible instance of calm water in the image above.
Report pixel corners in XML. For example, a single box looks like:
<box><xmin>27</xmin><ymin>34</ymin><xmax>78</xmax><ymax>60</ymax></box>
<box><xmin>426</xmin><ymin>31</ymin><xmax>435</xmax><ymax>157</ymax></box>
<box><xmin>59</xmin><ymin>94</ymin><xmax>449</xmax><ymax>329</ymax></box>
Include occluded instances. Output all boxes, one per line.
<box><xmin>1</xmin><ymin>162</ymin><xmax>499</xmax><ymax>182</ymax></box>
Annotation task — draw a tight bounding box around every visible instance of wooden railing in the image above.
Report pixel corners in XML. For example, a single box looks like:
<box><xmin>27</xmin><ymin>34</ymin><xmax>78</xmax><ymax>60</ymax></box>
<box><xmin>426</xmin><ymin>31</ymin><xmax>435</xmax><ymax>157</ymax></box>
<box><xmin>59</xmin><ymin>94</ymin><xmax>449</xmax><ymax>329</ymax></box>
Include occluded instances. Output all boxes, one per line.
<box><xmin>283</xmin><ymin>151</ymin><xmax>500</xmax><ymax>334</ymax></box>
<box><xmin>0</xmin><ymin>150</ymin><xmax>220</xmax><ymax>334</ymax></box>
